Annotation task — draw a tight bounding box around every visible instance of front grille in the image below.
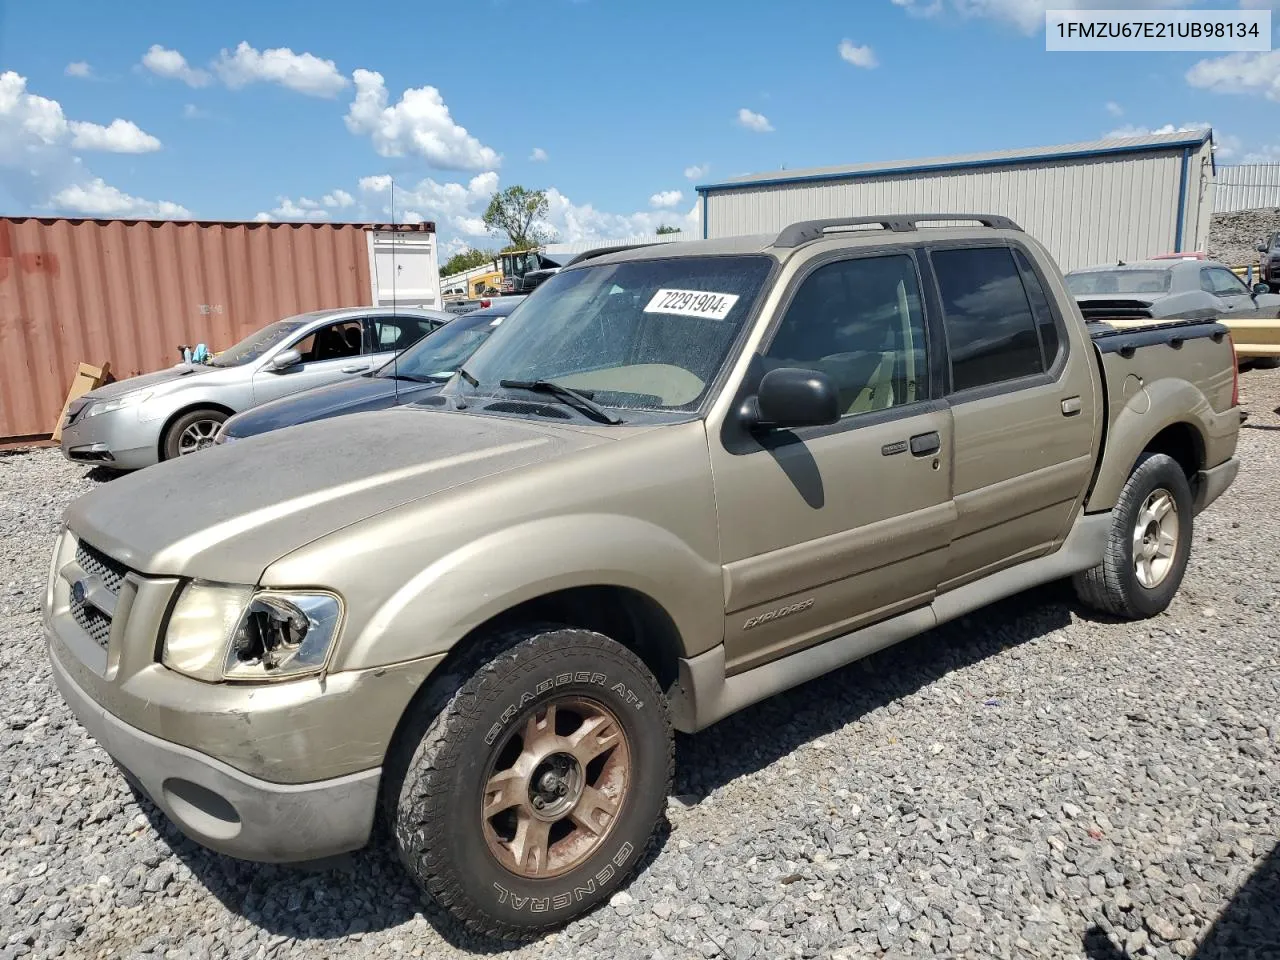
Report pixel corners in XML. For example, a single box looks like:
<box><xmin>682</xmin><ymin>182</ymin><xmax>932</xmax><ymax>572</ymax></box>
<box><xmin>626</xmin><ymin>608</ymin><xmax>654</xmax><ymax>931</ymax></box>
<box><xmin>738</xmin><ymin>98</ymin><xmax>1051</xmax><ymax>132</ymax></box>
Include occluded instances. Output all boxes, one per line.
<box><xmin>70</xmin><ymin>540</ymin><xmax>130</xmax><ymax>650</ymax></box>
<box><xmin>76</xmin><ymin>541</ymin><xmax>127</xmax><ymax>594</ymax></box>
<box><xmin>71</xmin><ymin>601</ymin><xmax>112</xmax><ymax>647</ymax></box>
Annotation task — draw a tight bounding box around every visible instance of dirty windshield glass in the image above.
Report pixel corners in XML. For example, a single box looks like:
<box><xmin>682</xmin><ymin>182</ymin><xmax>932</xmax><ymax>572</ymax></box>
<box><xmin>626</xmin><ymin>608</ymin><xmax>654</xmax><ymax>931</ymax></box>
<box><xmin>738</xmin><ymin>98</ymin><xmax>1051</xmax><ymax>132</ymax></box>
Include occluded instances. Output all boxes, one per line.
<box><xmin>459</xmin><ymin>255</ymin><xmax>774</xmax><ymax>411</ymax></box>
<box><xmin>209</xmin><ymin>319</ymin><xmax>308</xmax><ymax>366</ymax></box>
<box><xmin>377</xmin><ymin>311</ymin><xmax>506</xmax><ymax>382</ymax></box>
<box><xmin>1064</xmin><ymin>269</ymin><xmax>1172</xmax><ymax>296</ymax></box>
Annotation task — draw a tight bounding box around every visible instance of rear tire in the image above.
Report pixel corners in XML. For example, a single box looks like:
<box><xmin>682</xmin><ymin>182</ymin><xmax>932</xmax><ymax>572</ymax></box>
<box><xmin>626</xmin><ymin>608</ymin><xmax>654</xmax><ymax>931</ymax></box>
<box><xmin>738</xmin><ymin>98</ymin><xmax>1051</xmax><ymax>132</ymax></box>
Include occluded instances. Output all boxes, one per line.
<box><xmin>384</xmin><ymin>625</ymin><xmax>672</xmax><ymax>940</ymax></box>
<box><xmin>161</xmin><ymin>408</ymin><xmax>227</xmax><ymax>460</ymax></box>
<box><xmin>1073</xmin><ymin>452</ymin><xmax>1193</xmax><ymax>619</ymax></box>
<box><xmin>1251</xmin><ymin>357</ymin><xmax>1280</xmax><ymax>369</ymax></box>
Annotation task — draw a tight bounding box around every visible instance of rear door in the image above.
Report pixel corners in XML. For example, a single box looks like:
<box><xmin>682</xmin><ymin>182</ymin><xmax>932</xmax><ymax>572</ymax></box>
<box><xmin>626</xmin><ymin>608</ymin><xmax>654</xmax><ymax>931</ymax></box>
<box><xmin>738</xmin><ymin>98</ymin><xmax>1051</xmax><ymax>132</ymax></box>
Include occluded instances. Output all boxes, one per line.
<box><xmin>928</xmin><ymin>243</ymin><xmax>1097</xmax><ymax>590</ymax></box>
<box><xmin>710</xmin><ymin>250</ymin><xmax>955</xmax><ymax>674</ymax></box>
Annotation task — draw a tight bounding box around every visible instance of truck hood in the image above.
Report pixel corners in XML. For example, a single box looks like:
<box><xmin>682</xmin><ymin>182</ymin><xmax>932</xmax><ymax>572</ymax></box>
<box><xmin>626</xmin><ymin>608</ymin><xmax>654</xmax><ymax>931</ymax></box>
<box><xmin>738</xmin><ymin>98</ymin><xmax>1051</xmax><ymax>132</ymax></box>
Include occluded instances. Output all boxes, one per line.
<box><xmin>222</xmin><ymin>375</ymin><xmax>439</xmax><ymax>439</ymax></box>
<box><xmin>63</xmin><ymin>408</ymin><xmax>609</xmax><ymax>584</ymax></box>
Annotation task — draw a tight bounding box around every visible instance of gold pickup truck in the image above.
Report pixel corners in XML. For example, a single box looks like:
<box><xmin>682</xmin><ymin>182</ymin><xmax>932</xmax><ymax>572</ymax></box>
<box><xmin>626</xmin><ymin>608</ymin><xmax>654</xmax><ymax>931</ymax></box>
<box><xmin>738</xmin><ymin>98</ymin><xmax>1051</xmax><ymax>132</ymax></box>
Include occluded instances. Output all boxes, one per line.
<box><xmin>46</xmin><ymin>214</ymin><xmax>1241</xmax><ymax>938</ymax></box>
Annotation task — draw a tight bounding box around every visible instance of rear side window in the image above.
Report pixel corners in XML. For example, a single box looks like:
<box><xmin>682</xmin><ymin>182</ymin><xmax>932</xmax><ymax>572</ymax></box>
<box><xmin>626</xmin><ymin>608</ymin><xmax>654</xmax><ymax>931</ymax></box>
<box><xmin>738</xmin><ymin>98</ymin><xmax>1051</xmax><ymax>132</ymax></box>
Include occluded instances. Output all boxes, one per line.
<box><xmin>1012</xmin><ymin>248</ymin><xmax>1061</xmax><ymax>369</ymax></box>
<box><xmin>932</xmin><ymin>247</ymin><xmax>1045</xmax><ymax>392</ymax></box>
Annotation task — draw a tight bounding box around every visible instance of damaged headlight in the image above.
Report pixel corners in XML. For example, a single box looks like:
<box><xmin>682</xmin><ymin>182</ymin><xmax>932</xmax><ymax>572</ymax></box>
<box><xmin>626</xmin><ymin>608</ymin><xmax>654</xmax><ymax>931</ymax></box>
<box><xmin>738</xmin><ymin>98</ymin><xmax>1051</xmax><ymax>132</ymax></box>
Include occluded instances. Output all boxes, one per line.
<box><xmin>161</xmin><ymin>582</ymin><xmax>342</xmax><ymax>682</ymax></box>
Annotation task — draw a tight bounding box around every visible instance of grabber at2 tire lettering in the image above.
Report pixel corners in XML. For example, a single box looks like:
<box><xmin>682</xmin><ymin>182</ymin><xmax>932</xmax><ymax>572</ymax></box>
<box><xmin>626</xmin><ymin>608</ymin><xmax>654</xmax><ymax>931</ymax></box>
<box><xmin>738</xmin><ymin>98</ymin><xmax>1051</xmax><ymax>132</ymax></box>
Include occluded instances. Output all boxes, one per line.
<box><xmin>383</xmin><ymin>625</ymin><xmax>673</xmax><ymax>940</ymax></box>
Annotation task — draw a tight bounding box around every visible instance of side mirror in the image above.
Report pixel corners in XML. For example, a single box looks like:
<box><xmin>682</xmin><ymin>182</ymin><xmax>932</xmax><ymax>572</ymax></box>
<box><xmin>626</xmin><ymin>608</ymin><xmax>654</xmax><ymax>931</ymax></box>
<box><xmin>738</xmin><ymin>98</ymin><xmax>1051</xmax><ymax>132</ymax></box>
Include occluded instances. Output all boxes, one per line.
<box><xmin>1253</xmin><ymin>282</ymin><xmax>1271</xmax><ymax>296</ymax></box>
<box><xmin>744</xmin><ymin>367</ymin><xmax>841</xmax><ymax>431</ymax></box>
<box><xmin>269</xmin><ymin>348</ymin><xmax>301</xmax><ymax>371</ymax></box>
<box><xmin>1258</xmin><ymin>243</ymin><xmax>1269</xmax><ymax>253</ymax></box>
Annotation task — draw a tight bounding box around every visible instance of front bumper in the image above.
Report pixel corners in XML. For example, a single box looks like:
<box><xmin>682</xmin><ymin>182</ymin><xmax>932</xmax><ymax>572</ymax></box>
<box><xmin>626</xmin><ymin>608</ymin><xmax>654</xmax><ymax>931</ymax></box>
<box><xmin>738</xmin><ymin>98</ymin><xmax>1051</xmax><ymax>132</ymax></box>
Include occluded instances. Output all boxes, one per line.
<box><xmin>44</xmin><ymin>528</ymin><xmax>446</xmax><ymax>861</ymax></box>
<box><xmin>49</xmin><ymin>643</ymin><xmax>379</xmax><ymax>862</ymax></box>
<box><xmin>60</xmin><ymin>406</ymin><xmax>161</xmax><ymax>470</ymax></box>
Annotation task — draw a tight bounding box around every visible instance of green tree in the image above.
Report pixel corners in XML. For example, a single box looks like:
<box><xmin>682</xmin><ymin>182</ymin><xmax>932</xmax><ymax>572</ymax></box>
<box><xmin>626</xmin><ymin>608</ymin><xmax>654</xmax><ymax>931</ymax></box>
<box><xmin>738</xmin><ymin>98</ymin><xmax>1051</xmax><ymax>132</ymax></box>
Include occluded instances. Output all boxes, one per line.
<box><xmin>656</xmin><ymin>224</ymin><xmax>682</xmax><ymax>235</ymax></box>
<box><xmin>440</xmin><ymin>247</ymin><xmax>497</xmax><ymax>278</ymax></box>
<box><xmin>483</xmin><ymin>186</ymin><xmax>553</xmax><ymax>249</ymax></box>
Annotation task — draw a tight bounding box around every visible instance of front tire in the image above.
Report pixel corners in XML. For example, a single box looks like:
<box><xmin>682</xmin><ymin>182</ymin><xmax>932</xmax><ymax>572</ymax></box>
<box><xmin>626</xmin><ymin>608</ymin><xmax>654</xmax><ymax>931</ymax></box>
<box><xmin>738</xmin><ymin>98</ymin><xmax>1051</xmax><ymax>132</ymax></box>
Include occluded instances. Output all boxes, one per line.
<box><xmin>385</xmin><ymin>626</ymin><xmax>672</xmax><ymax>940</ymax></box>
<box><xmin>1073</xmin><ymin>452</ymin><xmax>1193</xmax><ymax>619</ymax></box>
<box><xmin>162</xmin><ymin>408</ymin><xmax>227</xmax><ymax>460</ymax></box>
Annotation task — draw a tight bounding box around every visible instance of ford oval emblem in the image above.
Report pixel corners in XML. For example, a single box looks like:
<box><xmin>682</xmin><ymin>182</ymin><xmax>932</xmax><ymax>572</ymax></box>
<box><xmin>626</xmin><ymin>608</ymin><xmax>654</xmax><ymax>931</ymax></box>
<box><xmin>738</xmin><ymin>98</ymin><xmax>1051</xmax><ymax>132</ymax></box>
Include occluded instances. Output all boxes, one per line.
<box><xmin>71</xmin><ymin>579</ymin><xmax>87</xmax><ymax>604</ymax></box>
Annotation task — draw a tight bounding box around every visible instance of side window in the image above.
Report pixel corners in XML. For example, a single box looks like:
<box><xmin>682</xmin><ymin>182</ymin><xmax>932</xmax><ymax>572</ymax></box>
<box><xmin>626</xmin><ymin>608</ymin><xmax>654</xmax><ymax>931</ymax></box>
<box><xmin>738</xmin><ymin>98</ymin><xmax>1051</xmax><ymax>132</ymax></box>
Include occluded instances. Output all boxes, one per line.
<box><xmin>368</xmin><ymin>317</ymin><xmax>436</xmax><ymax>352</ymax></box>
<box><xmin>1210</xmin><ymin>267</ymin><xmax>1249</xmax><ymax>296</ymax></box>
<box><xmin>1200</xmin><ymin>269</ymin><xmax>1218</xmax><ymax>294</ymax></box>
<box><xmin>763</xmin><ymin>254</ymin><xmax>927</xmax><ymax>417</ymax></box>
<box><xmin>932</xmin><ymin>246</ymin><xmax>1045</xmax><ymax>393</ymax></box>
<box><xmin>290</xmin><ymin>320</ymin><xmax>364</xmax><ymax>363</ymax></box>
<box><xmin>1012</xmin><ymin>248</ymin><xmax>1061</xmax><ymax>369</ymax></box>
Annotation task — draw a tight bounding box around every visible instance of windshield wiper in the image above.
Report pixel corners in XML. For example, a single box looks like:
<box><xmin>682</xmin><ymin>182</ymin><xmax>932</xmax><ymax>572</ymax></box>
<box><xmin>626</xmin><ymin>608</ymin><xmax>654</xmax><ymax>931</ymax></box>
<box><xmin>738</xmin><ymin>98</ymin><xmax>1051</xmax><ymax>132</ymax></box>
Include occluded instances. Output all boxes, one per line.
<box><xmin>457</xmin><ymin>366</ymin><xmax>479</xmax><ymax>387</ymax></box>
<box><xmin>499</xmin><ymin>379</ymin><xmax>623</xmax><ymax>425</ymax></box>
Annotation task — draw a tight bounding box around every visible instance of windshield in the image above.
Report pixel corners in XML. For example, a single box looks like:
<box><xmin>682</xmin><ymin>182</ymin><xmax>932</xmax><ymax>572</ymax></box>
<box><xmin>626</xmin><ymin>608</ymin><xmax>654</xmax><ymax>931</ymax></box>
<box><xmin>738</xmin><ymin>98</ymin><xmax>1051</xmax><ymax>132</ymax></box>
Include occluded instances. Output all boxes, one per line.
<box><xmin>502</xmin><ymin>252</ymin><xmax>538</xmax><ymax>278</ymax></box>
<box><xmin>209</xmin><ymin>318</ymin><xmax>309</xmax><ymax>366</ymax></box>
<box><xmin>1065</xmin><ymin>269</ymin><xmax>1172</xmax><ymax>296</ymax></box>
<box><xmin>458</xmin><ymin>254</ymin><xmax>774</xmax><ymax>412</ymax></box>
<box><xmin>376</xmin><ymin>310</ymin><xmax>510</xmax><ymax>381</ymax></box>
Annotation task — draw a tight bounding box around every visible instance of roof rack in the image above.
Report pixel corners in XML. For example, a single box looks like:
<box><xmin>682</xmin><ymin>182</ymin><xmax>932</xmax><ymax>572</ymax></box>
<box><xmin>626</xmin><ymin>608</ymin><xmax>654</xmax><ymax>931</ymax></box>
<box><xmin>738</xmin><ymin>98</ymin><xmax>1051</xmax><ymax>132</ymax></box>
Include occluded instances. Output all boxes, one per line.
<box><xmin>774</xmin><ymin>214</ymin><xmax>1022</xmax><ymax>248</ymax></box>
<box><xmin>563</xmin><ymin>242</ymin><xmax>662</xmax><ymax>266</ymax></box>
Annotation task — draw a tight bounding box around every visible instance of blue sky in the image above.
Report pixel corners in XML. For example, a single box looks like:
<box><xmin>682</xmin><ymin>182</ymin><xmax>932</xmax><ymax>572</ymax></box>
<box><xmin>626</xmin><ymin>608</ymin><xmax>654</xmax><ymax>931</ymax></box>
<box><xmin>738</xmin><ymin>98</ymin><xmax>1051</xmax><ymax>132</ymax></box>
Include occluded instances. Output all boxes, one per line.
<box><xmin>2</xmin><ymin>0</ymin><xmax>1278</xmax><ymax>255</ymax></box>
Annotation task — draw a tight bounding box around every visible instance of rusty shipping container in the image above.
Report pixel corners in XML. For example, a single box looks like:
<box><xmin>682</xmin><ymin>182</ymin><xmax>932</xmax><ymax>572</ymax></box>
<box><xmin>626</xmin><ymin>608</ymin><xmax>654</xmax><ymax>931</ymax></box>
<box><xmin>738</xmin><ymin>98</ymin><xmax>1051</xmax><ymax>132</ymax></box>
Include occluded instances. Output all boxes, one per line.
<box><xmin>0</xmin><ymin>217</ymin><xmax>438</xmax><ymax>441</ymax></box>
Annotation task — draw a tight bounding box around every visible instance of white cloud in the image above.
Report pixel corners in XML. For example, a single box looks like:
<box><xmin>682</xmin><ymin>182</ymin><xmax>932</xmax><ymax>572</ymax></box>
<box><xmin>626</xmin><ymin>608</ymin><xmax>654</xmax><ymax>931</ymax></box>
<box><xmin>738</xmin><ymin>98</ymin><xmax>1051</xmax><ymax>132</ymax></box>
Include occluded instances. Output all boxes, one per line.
<box><xmin>684</xmin><ymin>163</ymin><xmax>709</xmax><ymax>180</ymax></box>
<box><xmin>890</xmin><ymin>0</ymin><xmax>1200</xmax><ymax>35</ymax></box>
<box><xmin>69</xmin><ymin>118</ymin><xmax>161</xmax><ymax>153</ymax></box>
<box><xmin>1105</xmin><ymin>101</ymin><xmax>1123</xmax><ymax>117</ymax></box>
<box><xmin>0</xmin><ymin>71</ymin><xmax>179</xmax><ymax>215</ymax></box>
<box><xmin>649</xmin><ymin>189</ymin><xmax>684</xmax><ymax>208</ymax></box>
<box><xmin>141</xmin><ymin>44</ymin><xmax>212</xmax><ymax>87</ymax></box>
<box><xmin>65</xmin><ymin>62</ymin><xmax>92</xmax><ymax>79</ymax></box>
<box><xmin>182</xmin><ymin>103</ymin><xmax>206</xmax><ymax>120</ymax></box>
<box><xmin>254</xmin><ymin>196</ymin><xmax>331</xmax><ymax>221</ymax></box>
<box><xmin>737</xmin><ymin>108</ymin><xmax>773</xmax><ymax>133</ymax></box>
<box><xmin>345</xmin><ymin>69</ymin><xmax>500</xmax><ymax>171</ymax></box>
<box><xmin>359</xmin><ymin>169</ymin><xmax>498</xmax><ymax>236</ymax></box>
<box><xmin>838</xmin><ymin>39</ymin><xmax>879</xmax><ymax>69</ymax></box>
<box><xmin>1102</xmin><ymin>121</ymin><xmax>1210</xmax><ymax>140</ymax></box>
<box><xmin>543</xmin><ymin>188</ymin><xmax>701</xmax><ymax>243</ymax></box>
<box><xmin>213</xmin><ymin>41</ymin><xmax>347</xmax><ymax>97</ymax></box>
<box><xmin>1187</xmin><ymin>51</ymin><xmax>1280</xmax><ymax>101</ymax></box>
<box><xmin>51</xmin><ymin>178</ymin><xmax>190</xmax><ymax>218</ymax></box>
<box><xmin>323</xmin><ymin>188</ymin><xmax>354</xmax><ymax>208</ymax></box>
<box><xmin>1243</xmin><ymin>143</ymin><xmax>1280</xmax><ymax>163</ymax></box>
<box><xmin>530</xmin><ymin>147</ymin><xmax>548</xmax><ymax>161</ymax></box>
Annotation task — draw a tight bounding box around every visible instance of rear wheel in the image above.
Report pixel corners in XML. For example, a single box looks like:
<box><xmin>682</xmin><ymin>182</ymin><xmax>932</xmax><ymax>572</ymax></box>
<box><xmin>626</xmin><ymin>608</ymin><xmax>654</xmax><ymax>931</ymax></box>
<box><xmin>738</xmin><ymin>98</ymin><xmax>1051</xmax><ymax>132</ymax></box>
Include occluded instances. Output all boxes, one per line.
<box><xmin>162</xmin><ymin>408</ymin><xmax>227</xmax><ymax>460</ymax></box>
<box><xmin>1073</xmin><ymin>452</ymin><xmax>1193</xmax><ymax>619</ymax></box>
<box><xmin>385</xmin><ymin>625</ymin><xmax>672</xmax><ymax>940</ymax></box>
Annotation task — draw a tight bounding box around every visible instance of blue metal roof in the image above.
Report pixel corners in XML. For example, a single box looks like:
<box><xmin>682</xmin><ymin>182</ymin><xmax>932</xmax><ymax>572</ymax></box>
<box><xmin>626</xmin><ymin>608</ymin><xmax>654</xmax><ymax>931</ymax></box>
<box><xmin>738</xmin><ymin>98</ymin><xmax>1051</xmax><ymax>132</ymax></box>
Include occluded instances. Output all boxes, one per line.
<box><xmin>697</xmin><ymin>129</ymin><xmax>1214</xmax><ymax>195</ymax></box>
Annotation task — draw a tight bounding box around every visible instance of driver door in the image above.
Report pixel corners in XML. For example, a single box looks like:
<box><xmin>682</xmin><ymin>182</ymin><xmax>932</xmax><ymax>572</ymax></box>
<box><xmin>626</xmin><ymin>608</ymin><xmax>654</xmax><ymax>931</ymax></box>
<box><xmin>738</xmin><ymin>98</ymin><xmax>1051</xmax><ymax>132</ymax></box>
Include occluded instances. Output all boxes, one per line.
<box><xmin>1202</xmin><ymin>266</ymin><xmax>1258</xmax><ymax>316</ymax></box>
<box><xmin>709</xmin><ymin>251</ymin><xmax>955</xmax><ymax>674</ymax></box>
<box><xmin>250</xmin><ymin>317</ymin><xmax>368</xmax><ymax>406</ymax></box>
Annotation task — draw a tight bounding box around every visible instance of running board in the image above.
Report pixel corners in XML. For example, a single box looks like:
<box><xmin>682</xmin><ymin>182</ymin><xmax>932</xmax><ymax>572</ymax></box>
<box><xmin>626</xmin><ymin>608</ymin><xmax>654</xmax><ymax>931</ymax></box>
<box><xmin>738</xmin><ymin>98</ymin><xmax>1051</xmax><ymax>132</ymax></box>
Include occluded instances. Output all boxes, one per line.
<box><xmin>668</xmin><ymin>511</ymin><xmax>1111</xmax><ymax>732</ymax></box>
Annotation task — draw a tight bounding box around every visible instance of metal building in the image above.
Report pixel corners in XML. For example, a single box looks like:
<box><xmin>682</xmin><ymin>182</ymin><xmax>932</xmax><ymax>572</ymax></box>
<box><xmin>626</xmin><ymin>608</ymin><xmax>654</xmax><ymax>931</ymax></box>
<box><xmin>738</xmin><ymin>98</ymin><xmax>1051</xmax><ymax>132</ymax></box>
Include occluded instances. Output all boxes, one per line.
<box><xmin>696</xmin><ymin>130</ymin><xmax>1214</xmax><ymax>271</ymax></box>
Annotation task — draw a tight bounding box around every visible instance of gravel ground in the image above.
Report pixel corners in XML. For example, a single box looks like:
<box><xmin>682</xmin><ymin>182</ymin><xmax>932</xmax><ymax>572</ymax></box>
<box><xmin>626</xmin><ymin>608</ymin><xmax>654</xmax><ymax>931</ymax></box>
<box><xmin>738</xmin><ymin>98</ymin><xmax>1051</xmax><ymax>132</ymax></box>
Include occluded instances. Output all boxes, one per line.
<box><xmin>1208</xmin><ymin>209</ymin><xmax>1280</xmax><ymax>267</ymax></box>
<box><xmin>2</xmin><ymin>373</ymin><xmax>1278</xmax><ymax>960</ymax></box>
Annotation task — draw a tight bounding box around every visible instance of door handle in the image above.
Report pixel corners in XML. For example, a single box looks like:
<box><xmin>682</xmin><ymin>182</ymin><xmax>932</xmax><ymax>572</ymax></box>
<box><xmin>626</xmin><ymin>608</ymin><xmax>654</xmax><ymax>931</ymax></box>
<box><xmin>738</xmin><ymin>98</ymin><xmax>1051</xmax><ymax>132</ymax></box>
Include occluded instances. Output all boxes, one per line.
<box><xmin>1062</xmin><ymin>396</ymin><xmax>1082</xmax><ymax>416</ymax></box>
<box><xmin>909</xmin><ymin>431</ymin><xmax>940</xmax><ymax>457</ymax></box>
<box><xmin>341</xmin><ymin>364</ymin><xmax>371</xmax><ymax>374</ymax></box>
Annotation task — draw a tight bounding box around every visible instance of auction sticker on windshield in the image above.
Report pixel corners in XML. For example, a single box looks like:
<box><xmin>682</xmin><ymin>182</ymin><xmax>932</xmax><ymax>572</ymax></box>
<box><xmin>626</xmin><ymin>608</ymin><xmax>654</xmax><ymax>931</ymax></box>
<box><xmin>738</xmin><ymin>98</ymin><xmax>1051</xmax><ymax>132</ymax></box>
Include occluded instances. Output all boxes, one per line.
<box><xmin>644</xmin><ymin>288</ymin><xmax>740</xmax><ymax>320</ymax></box>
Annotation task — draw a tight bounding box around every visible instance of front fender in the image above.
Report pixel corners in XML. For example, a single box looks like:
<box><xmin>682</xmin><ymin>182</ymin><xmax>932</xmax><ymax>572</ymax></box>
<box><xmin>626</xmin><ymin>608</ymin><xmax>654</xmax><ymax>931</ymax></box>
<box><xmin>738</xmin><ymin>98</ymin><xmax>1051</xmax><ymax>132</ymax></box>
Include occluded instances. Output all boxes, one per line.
<box><xmin>1085</xmin><ymin>376</ymin><xmax>1234</xmax><ymax>512</ymax></box>
<box><xmin>334</xmin><ymin>513</ymin><xmax>724</xmax><ymax>671</ymax></box>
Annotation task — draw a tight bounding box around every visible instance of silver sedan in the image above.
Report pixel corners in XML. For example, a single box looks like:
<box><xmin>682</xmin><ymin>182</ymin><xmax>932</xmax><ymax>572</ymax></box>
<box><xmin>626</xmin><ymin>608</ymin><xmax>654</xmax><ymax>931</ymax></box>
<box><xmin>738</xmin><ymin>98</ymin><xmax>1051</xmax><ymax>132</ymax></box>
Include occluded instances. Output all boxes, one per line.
<box><xmin>60</xmin><ymin>306</ymin><xmax>450</xmax><ymax>470</ymax></box>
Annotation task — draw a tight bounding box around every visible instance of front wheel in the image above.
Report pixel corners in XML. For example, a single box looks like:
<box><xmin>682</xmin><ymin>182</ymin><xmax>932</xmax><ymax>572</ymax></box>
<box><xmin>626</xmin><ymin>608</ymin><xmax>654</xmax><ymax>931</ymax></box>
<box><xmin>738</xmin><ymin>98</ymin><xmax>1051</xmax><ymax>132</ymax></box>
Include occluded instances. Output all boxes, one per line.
<box><xmin>385</xmin><ymin>626</ymin><xmax>672</xmax><ymax>939</ymax></box>
<box><xmin>1073</xmin><ymin>452</ymin><xmax>1193</xmax><ymax>619</ymax></box>
<box><xmin>162</xmin><ymin>408</ymin><xmax>227</xmax><ymax>460</ymax></box>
